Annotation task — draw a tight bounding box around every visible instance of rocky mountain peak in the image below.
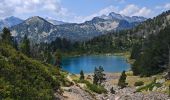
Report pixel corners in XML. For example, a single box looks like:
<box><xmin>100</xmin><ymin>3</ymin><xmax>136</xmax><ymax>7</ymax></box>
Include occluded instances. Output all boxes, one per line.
<box><xmin>24</xmin><ymin>16</ymin><xmax>53</xmax><ymax>27</ymax></box>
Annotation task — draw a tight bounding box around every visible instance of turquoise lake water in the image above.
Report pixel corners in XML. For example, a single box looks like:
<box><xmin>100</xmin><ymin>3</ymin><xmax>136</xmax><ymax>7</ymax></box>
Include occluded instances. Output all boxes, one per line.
<box><xmin>62</xmin><ymin>55</ymin><xmax>131</xmax><ymax>74</ymax></box>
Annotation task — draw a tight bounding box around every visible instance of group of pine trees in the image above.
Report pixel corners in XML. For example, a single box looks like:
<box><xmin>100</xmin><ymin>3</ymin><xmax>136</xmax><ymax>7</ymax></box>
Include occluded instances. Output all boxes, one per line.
<box><xmin>1</xmin><ymin>27</ymin><xmax>63</xmax><ymax>68</ymax></box>
<box><xmin>0</xmin><ymin>27</ymin><xmax>31</xmax><ymax>57</ymax></box>
<box><xmin>79</xmin><ymin>66</ymin><xmax>106</xmax><ymax>85</ymax></box>
<box><xmin>131</xmin><ymin>25</ymin><xmax>170</xmax><ymax>76</ymax></box>
<box><xmin>79</xmin><ymin>67</ymin><xmax>127</xmax><ymax>92</ymax></box>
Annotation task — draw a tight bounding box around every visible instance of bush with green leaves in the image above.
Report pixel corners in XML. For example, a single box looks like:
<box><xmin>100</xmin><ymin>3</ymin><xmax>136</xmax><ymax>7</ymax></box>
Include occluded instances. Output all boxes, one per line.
<box><xmin>136</xmin><ymin>79</ymin><xmax>162</xmax><ymax>92</ymax></box>
<box><xmin>86</xmin><ymin>83</ymin><xmax>107</xmax><ymax>94</ymax></box>
<box><xmin>74</xmin><ymin>79</ymin><xmax>107</xmax><ymax>94</ymax></box>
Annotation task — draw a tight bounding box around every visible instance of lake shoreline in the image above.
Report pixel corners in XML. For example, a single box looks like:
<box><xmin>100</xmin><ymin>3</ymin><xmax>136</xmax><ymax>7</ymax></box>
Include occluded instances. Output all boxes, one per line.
<box><xmin>62</xmin><ymin>52</ymin><xmax>132</xmax><ymax>74</ymax></box>
<box><xmin>63</xmin><ymin>52</ymin><xmax>133</xmax><ymax>65</ymax></box>
<box><xmin>63</xmin><ymin>51</ymin><xmax>134</xmax><ymax>64</ymax></box>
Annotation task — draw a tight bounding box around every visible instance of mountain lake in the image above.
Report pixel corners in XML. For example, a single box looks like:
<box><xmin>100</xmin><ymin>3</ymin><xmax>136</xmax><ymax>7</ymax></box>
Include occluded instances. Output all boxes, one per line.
<box><xmin>62</xmin><ymin>55</ymin><xmax>131</xmax><ymax>74</ymax></box>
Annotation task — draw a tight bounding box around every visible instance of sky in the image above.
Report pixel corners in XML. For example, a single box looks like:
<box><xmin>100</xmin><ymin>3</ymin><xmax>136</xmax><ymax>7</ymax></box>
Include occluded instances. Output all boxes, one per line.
<box><xmin>0</xmin><ymin>0</ymin><xmax>170</xmax><ymax>23</ymax></box>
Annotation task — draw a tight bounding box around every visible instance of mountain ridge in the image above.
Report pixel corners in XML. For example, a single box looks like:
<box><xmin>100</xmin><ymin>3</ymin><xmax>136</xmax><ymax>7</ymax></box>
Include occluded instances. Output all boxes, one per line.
<box><xmin>0</xmin><ymin>16</ymin><xmax>23</xmax><ymax>30</ymax></box>
<box><xmin>45</xmin><ymin>17</ymin><xmax>67</xmax><ymax>25</ymax></box>
<box><xmin>9</xmin><ymin>12</ymin><xmax>146</xmax><ymax>43</ymax></box>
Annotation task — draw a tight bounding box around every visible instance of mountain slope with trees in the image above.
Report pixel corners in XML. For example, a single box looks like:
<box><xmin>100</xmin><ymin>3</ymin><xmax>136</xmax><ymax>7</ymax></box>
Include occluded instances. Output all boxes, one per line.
<box><xmin>0</xmin><ymin>28</ymin><xmax>65</xmax><ymax>99</ymax></box>
<box><xmin>132</xmin><ymin>25</ymin><xmax>170</xmax><ymax>76</ymax></box>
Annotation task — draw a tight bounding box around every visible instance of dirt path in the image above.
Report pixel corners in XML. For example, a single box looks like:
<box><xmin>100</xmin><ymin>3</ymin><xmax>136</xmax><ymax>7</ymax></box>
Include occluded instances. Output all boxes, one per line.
<box><xmin>63</xmin><ymin>85</ymin><xmax>94</xmax><ymax>100</ymax></box>
<box><xmin>62</xmin><ymin>74</ymin><xmax>95</xmax><ymax>100</ymax></box>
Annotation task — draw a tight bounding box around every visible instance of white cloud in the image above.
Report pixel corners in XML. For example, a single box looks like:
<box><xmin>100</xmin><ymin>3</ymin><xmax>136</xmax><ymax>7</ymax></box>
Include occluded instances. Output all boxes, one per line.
<box><xmin>0</xmin><ymin>0</ymin><xmax>154</xmax><ymax>23</ymax></box>
<box><xmin>155</xmin><ymin>3</ymin><xmax>170</xmax><ymax>10</ymax></box>
<box><xmin>73</xmin><ymin>4</ymin><xmax>152</xmax><ymax>23</ymax></box>
<box><xmin>119</xmin><ymin>4</ymin><xmax>139</xmax><ymax>16</ymax></box>
<box><xmin>0</xmin><ymin>0</ymin><xmax>69</xmax><ymax>18</ymax></box>
<box><xmin>165</xmin><ymin>3</ymin><xmax>170</xmax><ymax>9</ymax></box>
<box><xmin>119</xmin><ymin>4</ymin><xmax>151</xmax><ymax>17</ymax></box>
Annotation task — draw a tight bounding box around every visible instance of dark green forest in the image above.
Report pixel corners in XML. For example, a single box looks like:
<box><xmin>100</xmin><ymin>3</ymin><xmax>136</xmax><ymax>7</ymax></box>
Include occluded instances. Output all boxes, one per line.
<box><xmin>131</xmin><ymin>25</ymin><xmax>170</xmax><ymax>76</ymax></box>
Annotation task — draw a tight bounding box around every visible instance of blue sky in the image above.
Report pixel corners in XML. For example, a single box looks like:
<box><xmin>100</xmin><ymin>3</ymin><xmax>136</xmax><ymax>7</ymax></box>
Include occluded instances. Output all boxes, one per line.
<box><xmin>0</xmin><ymin>0</ymin><xmax>170</xmax><ymax>23</ymax></box>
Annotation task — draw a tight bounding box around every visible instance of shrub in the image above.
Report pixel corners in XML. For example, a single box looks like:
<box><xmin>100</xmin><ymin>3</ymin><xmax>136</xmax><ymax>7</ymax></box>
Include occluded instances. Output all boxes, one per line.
<box><xmin>134</xmin><ymin>81</ymin><xmax>144</xmax><ymax>86</ymax></box>
<box><xmin>136</xmin><ymin>79</ymin><xmax>162</xmax><ymax>92</ymax></box>
<box><xmin>74</xmin><ymin>79</ymin><xmax>107</xmax><ymax>94</ymax></box>
<box><xmin>86</xmin><ymin>83</ymin><xmax>107</xmax><ymax>94</ymax></box>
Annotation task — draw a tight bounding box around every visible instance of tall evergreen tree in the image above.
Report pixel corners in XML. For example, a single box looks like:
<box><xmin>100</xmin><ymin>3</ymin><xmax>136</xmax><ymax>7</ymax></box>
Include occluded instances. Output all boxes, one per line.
<box><xmin>20</xmin><ymin>35</ymin><xmax>31</xmax><ymax>57</ymax></box>
<box><xmin>54</xmin><ymin>50</ymin><xmax>62</xmax><ymax>68</ymax></box>
<box><xmin>93</xmin><ymin>66</ymin><xmax>106</xmax><ymax>85</ymax></box>
<box><xmin>98</xmin><ymin>66</ymin><xmax>106</xmax><ymax>84</ymax></box>
<box><xmin>93</xmin><ymin>67</ymin><xmax>99</xmax><ymax>85</ymax></box>
<box><xmin>118</xmin><ymin>71</ymin><xmax>127</xmax><ymax>88</ymax></box>
<box><xmin>80</xmin><ymin>70</ymin><xmax>85</xmax><ymax>80</ymax></box>
<box><xmin>12</xmin><ymin>38</ymin><xmax>18</xmax><ymax>50</ymax></box>
<box><xmin>1</xmin><ymin>27</ymin><xmax>12</xmax><ymax>45</ymax></box>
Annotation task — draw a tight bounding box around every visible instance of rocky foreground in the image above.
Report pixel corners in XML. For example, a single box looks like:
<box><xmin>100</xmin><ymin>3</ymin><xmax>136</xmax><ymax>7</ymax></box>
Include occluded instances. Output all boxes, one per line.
<box><xmin>57</xmin><ymin>73</ymin><xmax>170</xmax><ymax>100</ymax></box>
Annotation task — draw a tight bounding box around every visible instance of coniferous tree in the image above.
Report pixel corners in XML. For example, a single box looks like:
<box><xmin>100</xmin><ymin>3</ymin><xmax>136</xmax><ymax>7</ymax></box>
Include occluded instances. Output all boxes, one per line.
<box><xmin>118</xmin><ymin>71</ymin><xmax>127</xmax><ymax>88</ymax></box>
<box><xmin>93</xmin><ymin>67</ymin><xmax>99</xmax><ymax>85</ymax></box>
<box><xmin>54</xmin><ymin>50</ymin><xmax>62</xmax><ymax>68</ymax></box>
<box><xmin>13</xmin><ymin>38</ymin><xmax>18</xmax><ymax>50</ymax></box>
<box><xmin>80</xmin><ymin>70</ymin><xmax>85</xmax><ymax>80</ymax></box>
<box><xmin>20</xmin><ymin>35</ymin><xmax>31</xmax><ymax>57</ymax></box>
<box><xmin>93</xmin><ymin>66</ymin><xmax>106</xmax><ymax>85</ymax></box>
<box><xmin>130</xmin><ymin>43</ymin><xmax>142</xmax><ymax>59</ymax></box>
<box><xmin>1</xmin><ymin>27</ymin><xmax>12</xmax><ymax>45</ymax></box>
<box><xmin>98</xmin><ymin>66</ymin><xmax>106</xmax><ymax>84</ymax></box>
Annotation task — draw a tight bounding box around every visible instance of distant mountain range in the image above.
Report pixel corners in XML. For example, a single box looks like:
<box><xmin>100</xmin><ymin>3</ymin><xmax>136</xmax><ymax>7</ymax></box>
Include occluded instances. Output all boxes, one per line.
<box><xmin>0</xmin><ymin>16</ymin><xmax>23</xmax><ymax>30</ymax></box>
<box><xmin>99</xmin><ymin>12</ymin><xmax>146</xmax><ymax>23</ymax></box>
<box><xmin>0</xmin><ymin>12</ymin><xmax>147</xmax><ymax>43</ymax></box>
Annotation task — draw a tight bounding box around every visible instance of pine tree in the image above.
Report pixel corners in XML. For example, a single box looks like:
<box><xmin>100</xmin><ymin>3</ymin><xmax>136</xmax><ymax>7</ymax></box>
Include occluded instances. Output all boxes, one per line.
<box><xmin>93</xmin><ymin>67</ymin><xmax>99</xmax><ymax>85</ymax></box>
<box><xmin>98</xmin><ymin>66</ymin><xmax>106</xmax><ymax>84</ymax></box>
<box><xmin>167</xmin><ymin>44</ymin><xmax>170</xmax><ymax>79</ymax></box>
<box><xmin>167</xmin><ymin>44</ymin><xmax>170</xmax><ymax>68</ymax></box>
<box><xmin>54</xmin><ymin>50</ymin><xmax>62</xmax><ymax>68</ymax></box>
<box><xmin>93</xmin><ymin>66</ymin><xmax>106</xmax><ymax>85</ymax></box>
<box><xmin>43</xmin><ymin>50</ymin><xmax>52</xmax><ymax>64</ymax></box>
<box><xmin>80</xmin><ymin>70</ymin><xmax>85</xmax><ymax>80</ymax></box>
<box><xmin>1</xmin><ymin>27</ymin><xmax>12</xmax><ymax>45</ymax></box>
<box><xmin>20</xmin><ymin>35</ymin><xmax>31</xmax><ymax>57</ymax></box>
<box><xmin>169</xmin><ymin>85</ymin><xmax>170</xmax><ymax>97</ymax></box>
<box><xmin>13</xmin><ymin>38</ymin><xmax>18</xmax><ymax>50</ymax></box>
<box><xmin>118</xmin><ymin>71</ymin><xmax>127</xmax><ymax>88</ymax></box>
